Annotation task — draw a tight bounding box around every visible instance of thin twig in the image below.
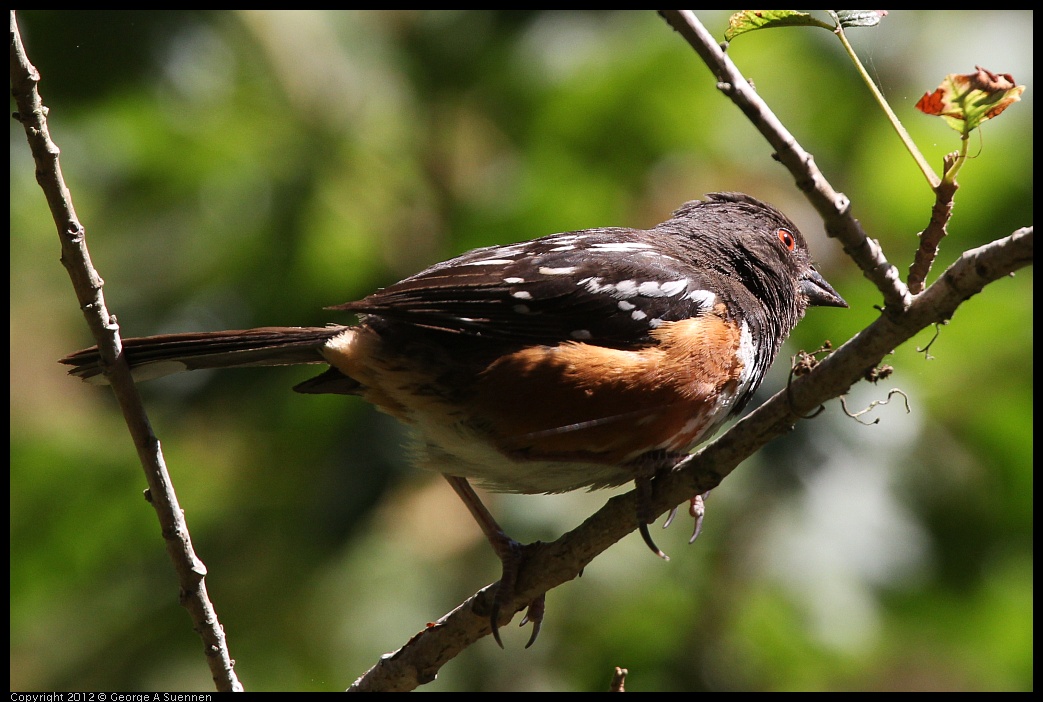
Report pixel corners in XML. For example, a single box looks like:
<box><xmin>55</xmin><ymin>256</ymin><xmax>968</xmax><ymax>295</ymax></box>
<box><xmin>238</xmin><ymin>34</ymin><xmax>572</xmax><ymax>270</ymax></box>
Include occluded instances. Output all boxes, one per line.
<box><xmin>9</xmin><ymin>10</ymin><xmax>242</xmax><ymax>693</ymax></box>
<box><xmin>609</xmin><ymin>667</ymin><xmax>628</xmax><ymax>692</ymax></box>
<box><xmin>908</xmin><ymin>154</ymin><xmax>960</xmax><ymax>293</ymax></box>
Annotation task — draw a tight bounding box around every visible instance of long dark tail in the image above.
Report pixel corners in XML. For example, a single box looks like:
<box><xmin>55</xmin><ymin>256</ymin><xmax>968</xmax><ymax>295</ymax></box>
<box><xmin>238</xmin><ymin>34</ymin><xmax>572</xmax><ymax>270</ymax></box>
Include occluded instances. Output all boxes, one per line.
<box><xmin>60</xmin><ymin>326</ymin><xmax>349</xmax><ymax>385</ymax></box>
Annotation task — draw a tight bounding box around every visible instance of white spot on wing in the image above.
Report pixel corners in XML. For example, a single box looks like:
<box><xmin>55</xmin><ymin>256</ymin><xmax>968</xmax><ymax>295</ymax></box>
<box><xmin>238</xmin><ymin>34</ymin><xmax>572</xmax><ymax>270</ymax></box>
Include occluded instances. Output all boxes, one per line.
<box><xmin>686</xmin><ymin>289</ymin><xmax>716</xmax><ymax>307</ymax></box>
<box><xmin>539</xmin><ymin>266</ymin><xmax>578</xmax><ymax>275</ymax></box>
<box><xmin>590</xmin><ymin>242</ymin><xmax>654</xmax><ymax>252</ymax></box>
<box><xmin>638</xmin><ymin>281</ymin><xmax>664</xmax><ymax>297</ymax></box>
<box><xmin>493</xmin><ymin>244</ymin><xmax>527</xmax><ymax>256</ymax></box>
<box><xmin>504</xmin><ymin>277</ymin><xmax>525</xmax><ymax>284</ymax></box>
<box><xmin>617</xmin><ymin>300</ymin><xmax>635</xmax><ymax>311</ymax></box>
<box><xmin>631</xmin><ymin>309</ymin><xmax>647</xmax><ymax>321</ymax></box>
<box><xmin>581</xmin><ymin>276</ymin><xmax>646</xmax><ymax>300</ymax></box>
<box><xmin>549</xmin><ymin>234</ymin><xmax>583</xmax><ymax>244</ymax></box>
<box><xmin>511</xmin><ymin>290</ymin><xmax>532</xmax><ymax>300</ymax></box>
<box><xmin>464</xmin><ymin>259</ymin><xmax>515</xmax><ymax>266</ymax></box>
<box><xmin>660</xmin><ymin>279</ymin><xmax>689</xmax><ymax>296</ymax></box>
<box><xmin>613</xmin><ymin>280</ymin><xmax>638</xmax><ymax>298</ymax></box>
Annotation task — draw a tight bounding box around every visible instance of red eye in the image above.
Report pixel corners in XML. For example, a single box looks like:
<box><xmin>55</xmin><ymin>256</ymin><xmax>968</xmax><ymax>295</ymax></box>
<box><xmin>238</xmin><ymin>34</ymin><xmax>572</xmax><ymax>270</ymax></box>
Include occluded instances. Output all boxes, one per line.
<box><xmin>777</xmin><ymin>228</ymin><xmax>795</xmax><ymax>251</ymax></box>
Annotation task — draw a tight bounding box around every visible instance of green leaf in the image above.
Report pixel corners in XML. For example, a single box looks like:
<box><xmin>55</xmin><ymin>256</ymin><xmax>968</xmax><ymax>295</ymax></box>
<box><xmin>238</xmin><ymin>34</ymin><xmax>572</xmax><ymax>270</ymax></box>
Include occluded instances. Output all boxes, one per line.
<box><xmin>915</xmin><ymin>66</ymin><xmax>1026</xmax><ymax>135</ymax></box>
<box><xmin>724</xmin><ymin>10</ymin><xmax>833</xmax><ymax>41</ymax></box>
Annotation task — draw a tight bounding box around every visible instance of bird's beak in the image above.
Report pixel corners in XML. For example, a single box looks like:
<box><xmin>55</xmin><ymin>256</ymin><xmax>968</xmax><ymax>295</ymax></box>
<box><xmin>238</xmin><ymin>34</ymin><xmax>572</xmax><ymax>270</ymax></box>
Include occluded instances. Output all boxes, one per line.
<box><xmin>801</xmin><ymin>268</ymin><xmax>847</xmax><ymax>308</ymax></box>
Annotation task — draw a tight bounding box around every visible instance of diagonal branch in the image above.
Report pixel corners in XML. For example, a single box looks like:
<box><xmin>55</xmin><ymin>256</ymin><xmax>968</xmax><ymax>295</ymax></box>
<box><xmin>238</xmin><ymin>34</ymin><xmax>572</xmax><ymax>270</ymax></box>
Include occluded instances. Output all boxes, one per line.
<box><xmin>9</xmin><ymin>10</ymin><xmax>242</xmax><ymax>693</ymax></box>
<box><xmin>657</xmin><ymin>10</ymin><xmax>910</xmax><ymax>313</ymax></box>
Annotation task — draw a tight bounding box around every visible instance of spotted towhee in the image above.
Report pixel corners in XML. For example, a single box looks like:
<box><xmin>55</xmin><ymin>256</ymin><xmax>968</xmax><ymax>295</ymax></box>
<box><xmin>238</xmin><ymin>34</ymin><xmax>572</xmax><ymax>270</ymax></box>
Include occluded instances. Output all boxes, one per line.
<box><xmin>62</xmin><ymin>192</ymin><xmax>846</xmax><ymax>644</ymax></box>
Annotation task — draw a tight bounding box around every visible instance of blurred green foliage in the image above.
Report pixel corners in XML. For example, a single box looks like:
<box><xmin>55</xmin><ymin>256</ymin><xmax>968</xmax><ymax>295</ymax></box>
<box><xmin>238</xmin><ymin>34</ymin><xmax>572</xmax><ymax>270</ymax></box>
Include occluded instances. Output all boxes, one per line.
<box><xmin>10</xmin><ymin>10</ymin><xmax>1032</xmax><ymax>692</ymax></box>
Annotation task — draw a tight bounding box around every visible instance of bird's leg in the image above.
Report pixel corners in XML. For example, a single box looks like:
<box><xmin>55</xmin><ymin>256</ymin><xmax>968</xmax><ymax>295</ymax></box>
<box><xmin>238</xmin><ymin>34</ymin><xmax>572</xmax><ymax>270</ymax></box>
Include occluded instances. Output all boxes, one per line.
<box><xmin>443</xmin><ymin>475</ymin><xmax>544</xmax><ymax>648</ymax></box>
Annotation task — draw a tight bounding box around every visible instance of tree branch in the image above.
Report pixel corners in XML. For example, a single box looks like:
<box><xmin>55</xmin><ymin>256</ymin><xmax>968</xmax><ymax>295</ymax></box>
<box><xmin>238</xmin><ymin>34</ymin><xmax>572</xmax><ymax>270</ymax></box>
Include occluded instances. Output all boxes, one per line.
<box><xmin>908</xmin><ymin>154</ymin><xmax>960</xmax><ymax>293</ymax></box>
<box><xmin>657</xmin><ymin>9</ymin><xmax>911</xmax><ymax>313</ymax></box>
<box><xmin>9</xmin><ymin>10</ymin><xmax>242</xmax><ymax>693</ymax></box>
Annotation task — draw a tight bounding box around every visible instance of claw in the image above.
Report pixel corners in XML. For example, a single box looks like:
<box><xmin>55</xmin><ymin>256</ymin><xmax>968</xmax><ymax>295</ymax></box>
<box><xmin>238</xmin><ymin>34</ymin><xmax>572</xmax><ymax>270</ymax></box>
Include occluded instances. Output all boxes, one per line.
<box><xmin>655</xmin><ymin>492</ymin><xmax>709</xmax><ymax>548</ymax></box>
<box><xmin>662</xmin><ymin>505</ymin><xmax>680</xmax><ymax>530</ymax></box>
<box><xmin>487</xmin><ymin>535</ymin><xmax>523</xmax><ymax>648</ymax></box>
<box><xmin>490</xmin><ymin>601</ymin><xmax>505</xmax><ymax>648</ymax></box>
<box><xmin>688</xmin><ymin>493</ymin><xmax>707</xmax><ymax>544</ymax></box>
<box><xmin>520</xmin><ymin>595</ymin><xmax>545</xmax><ymax>648</ymax></box>
<box><xmin>635</xmin><ymin>475</ymin><xmax>670</xmax><ymax>560</ymax></box>
<box><xmin>639</xmin><ymin>522</ymin><xmax>670</xmax><ymax>560</ymax></box>
<box><xmin>489</xmin><ymin>541</ymin><xmax>544</xmax><ymax>647</ymax></box>
<box><xmin>488</xmin><ymin>569</ymin><xmax>511</xmax><ymax>647</ymax></box>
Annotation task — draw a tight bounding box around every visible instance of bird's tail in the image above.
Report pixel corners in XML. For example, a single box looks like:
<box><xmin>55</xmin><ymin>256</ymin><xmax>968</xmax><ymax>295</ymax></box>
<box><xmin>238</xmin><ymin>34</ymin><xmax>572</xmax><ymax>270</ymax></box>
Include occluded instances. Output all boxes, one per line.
<box><xmin>60</xmin><ymin>326</ymin><xmax>349</xmax><ymax>385</ymax></box>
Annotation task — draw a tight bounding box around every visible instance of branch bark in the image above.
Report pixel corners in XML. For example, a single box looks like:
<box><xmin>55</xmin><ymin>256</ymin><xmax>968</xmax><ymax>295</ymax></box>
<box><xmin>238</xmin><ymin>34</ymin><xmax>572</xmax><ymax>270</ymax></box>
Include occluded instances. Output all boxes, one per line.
<box><xmin>908</xmin><ymin>154</ymin><xmax>960</xmax><ymax>294</ymax></box>
<box><xmin>9</xmin><ymin>10</ymin><xmax>242</xmax><ymax>693</ymax></box>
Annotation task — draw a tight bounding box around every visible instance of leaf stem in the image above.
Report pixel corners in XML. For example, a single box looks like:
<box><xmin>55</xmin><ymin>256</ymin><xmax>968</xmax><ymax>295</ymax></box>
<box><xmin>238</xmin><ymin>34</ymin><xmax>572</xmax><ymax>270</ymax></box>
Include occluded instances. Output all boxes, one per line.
<box><xmin>942</xmin><ymin>134</ymin><xmax>970</xmax><ymax>185</ymax></box>
<box><xmin>831</xmin><ymin>16</ymin><xmax>941</xmax><ymax>189</ymax></box>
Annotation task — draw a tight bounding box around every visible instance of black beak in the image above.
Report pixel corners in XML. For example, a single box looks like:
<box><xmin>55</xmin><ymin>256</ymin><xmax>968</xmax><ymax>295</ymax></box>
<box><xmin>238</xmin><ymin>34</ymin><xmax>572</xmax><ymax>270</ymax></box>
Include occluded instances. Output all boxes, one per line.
<box><xmin>801</xmin><ymin>268</ymin><xmax>847</xmax><ymax>308</ymax></box>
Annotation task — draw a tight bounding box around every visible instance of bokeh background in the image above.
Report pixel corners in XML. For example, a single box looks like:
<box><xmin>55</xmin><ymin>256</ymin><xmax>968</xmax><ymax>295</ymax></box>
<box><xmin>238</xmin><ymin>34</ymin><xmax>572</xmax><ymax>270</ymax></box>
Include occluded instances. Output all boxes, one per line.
<box><xmin>10</xmin><ymin>10</ymin><xmax>1032</xmax><ymax>692</ymax></box>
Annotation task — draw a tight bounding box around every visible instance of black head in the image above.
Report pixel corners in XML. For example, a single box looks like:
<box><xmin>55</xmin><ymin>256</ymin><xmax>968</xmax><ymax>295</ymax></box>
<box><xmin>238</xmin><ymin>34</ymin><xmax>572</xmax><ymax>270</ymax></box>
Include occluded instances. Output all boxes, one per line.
<box><xmin>661</xmin><ymin>192</ymin><xmax>846</xmax><ymax>331</ymax></box>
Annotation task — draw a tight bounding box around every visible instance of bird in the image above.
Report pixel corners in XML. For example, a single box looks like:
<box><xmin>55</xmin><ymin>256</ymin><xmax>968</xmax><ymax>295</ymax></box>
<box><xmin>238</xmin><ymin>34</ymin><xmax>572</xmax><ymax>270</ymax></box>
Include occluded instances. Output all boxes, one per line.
<box><xmin>61</xmin><ymin>191</ymin><xmax>847</xmax><ymax>646</ymax></box>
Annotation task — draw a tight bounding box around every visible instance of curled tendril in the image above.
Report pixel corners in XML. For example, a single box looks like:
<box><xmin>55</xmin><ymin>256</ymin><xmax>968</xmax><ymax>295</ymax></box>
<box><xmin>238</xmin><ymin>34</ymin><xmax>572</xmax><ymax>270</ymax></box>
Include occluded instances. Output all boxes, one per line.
<box><xmin>917</xmin><ymin>321</ymin><xmax>948</xmax><ymax>360</ymax></box>
<box><xmin>840</xmin><ymin>389</ymin><xmax>911</xmax><ymax>425</ymax></box>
